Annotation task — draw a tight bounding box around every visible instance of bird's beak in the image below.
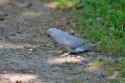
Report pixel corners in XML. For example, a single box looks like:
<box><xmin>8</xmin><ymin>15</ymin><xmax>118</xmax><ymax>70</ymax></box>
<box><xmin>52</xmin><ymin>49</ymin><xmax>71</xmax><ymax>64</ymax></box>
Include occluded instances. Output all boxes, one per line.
<box><xmin>45</xmin><ymin>31</ymin><xmax>51</xmax><ymax>37</ymax></box>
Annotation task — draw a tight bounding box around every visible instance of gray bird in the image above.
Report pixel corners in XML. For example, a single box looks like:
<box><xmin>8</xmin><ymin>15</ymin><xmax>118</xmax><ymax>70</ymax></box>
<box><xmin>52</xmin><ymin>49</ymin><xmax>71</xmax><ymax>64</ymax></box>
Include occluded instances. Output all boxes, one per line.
<box><xmin>46</xmin><ymin>28</ymin><xmax>93</xmax><ymax>54</ymax></box>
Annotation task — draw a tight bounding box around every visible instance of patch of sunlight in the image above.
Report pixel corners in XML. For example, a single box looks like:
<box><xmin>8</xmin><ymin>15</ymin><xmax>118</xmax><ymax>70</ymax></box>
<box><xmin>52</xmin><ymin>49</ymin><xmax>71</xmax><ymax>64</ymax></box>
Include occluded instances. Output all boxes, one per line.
<box><xmin>0</xmin><ymin>42</ymin><xmax>39</xmax><ymax>49</ymax></box>
<box><xmin>57</xmin><ymin>0</ymin><xmax>77</xmax><ymax>9</ymax></box>
<box><xmin>21</xmin><ymin>11</ymin><xmax>41</xmax><ymax>17</ymax></box>
<box><xmin>85</xmin><ymin>61</ymin><xmax>104</xmax><ymax>71</ymax></box>
<box><xmin>44</xmin><ymin>2</ymin><xmax>58</xmax><ymax>9</ymax></box>
<box><xmin>47</xmin><ymin>55</ymin><xmax>86</xmax><ymax>64</ymax></box>
<box><xmin>107</xmin><ymin>71</ymin><xmax>121</xmax><ymax>79</ymax></box>
<box><xmin>44</xmin><ymin>0</ymin><xmax>77</xmax><ymax>9</ymax></box>
<box><xmin>87</xmin><ymin>61</ymin><xmax>104</xmax><ymax>68</ymax></box>
<box><xmin>0</xmin><ymin>0</ymin><xmax>9</xmax><ymax>6</ymax></box>
<box><xmin>0</xmin><ymin>73</ymin><xmax>41</xmax><ymax>83</ymax></box>
<box><xmin>66</xmin><ymin>1</ymin><xmax>77</xmax><ymax>7</ymax></box>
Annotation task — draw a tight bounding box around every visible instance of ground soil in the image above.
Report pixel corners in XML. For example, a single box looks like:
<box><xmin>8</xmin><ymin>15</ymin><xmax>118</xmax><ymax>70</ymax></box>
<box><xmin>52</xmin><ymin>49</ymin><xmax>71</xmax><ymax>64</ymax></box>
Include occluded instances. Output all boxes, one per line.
<box><xmin>0</xmin><ymin>0</ymin><xmax>121</xmax><ymax>83</ymax></box>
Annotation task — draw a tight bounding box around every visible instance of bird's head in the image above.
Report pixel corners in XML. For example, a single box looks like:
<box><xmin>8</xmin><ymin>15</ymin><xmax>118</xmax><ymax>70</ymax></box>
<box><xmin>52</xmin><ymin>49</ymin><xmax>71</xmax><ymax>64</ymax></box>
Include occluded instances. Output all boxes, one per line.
<box><xmin>45</xmin><ymin>28</ymin><xmax>62</xmax><ymax>38</ymax></box>
<box><xmin>45</xmin><ymin>28</ymin><xmax>54</xmax><ymax>37</ymax></box>
<box><xmin>45</xmin><ymin>31</ymin><xmax>51</xmax><ymax>37</ymax></box>
<box><xmin>45</xmin><ymin>28</ymin><xmax>58</xmax><ymax>37</ymax></box>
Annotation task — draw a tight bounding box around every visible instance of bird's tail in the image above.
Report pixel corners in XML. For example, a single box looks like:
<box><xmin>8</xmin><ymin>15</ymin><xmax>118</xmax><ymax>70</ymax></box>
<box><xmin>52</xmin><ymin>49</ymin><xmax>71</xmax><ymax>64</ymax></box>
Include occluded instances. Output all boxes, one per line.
<box><xmin>70</xmin><ymin>44</ymin><xmax>95</xmax><ymax>54</ymax></box>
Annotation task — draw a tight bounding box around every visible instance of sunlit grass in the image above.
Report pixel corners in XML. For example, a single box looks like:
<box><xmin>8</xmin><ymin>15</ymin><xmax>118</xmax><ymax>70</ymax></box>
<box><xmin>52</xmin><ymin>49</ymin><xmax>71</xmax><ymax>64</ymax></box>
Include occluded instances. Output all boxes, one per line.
<box><xmin>56</xmin><ymin>0</ymin><xmax>77</xmax><ymax>9</ymax></box>
<box><xmin>87</xmin><ymin>61</ymin><xmax>104</xmax><ymax>68</ymax></box>
<box><xmin>42</xmin><ymin>0</ymin><xmax>77</xmax><ymax>9</ymax></box>
<box><xmin>112</xmin><ymin>59</ymin><xmax>125</xmax><ymax>78</ymax></box>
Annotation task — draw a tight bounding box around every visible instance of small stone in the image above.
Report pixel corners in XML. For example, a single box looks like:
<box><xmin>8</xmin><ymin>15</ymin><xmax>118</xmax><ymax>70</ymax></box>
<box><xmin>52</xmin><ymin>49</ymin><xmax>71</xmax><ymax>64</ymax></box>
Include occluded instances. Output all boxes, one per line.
<box><xmin>3</xmin><ymin>70</ymin><xmax>7</xmax><ymax>74</ymax></box>
<box><xmin>17</xmin><ymin>53</ymin><xmax>21</xmax><ymax>55</ymax></box>
<box><xmin>116</xmin><ymin>57</ymin><xmax>124</xmax><ymax>61</ymax></box>
<box><xmin>51</xmin><ymin>46</ymin><xmax>55</xmax><ymax>48</ymax></box>
<box><xmin>88</xmin><ymin>52</ymin><xmax>96</xmax><ymax>56</ymax></box>
<box><xmin>68</xmin><ymin>29</ymin><xmax>75</xmax><ymax>35</ymax></box>
<box><xmin>101</xmin><ymin>73</ymin><xmax>106</xmax><ymax>78</ymax></box>
<box><xmin>27</xmin><ymin>48</ymin><xmax>33</xmax><ymax>54</ymax></box>
<box><xmin>29</xmin><ymin>48</ymin><xmax>33</xmax><ymax>51</ymax></box>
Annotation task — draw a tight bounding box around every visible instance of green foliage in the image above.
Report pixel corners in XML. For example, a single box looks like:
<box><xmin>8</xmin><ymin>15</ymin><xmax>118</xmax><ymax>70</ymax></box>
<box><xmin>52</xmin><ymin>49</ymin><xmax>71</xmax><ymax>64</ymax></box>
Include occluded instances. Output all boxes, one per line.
<box><xmin>107</xmin><ymin>79</ymin><xmax>124</xmax><ymax>83</ymax></box>
<box><xmin>104</xmin><ymin>58</ymin><xmax>125</xmax><ymax>82</ymax></box>
<box><xmin>56</xmin><ymin>0</ymin><xmax>77</xmax><ymax>9</ymax></box>
<box><xmin>113</xmin><ymin>59</ymin><xmax>125</xmax><ymax>77</ymax></box>
<box><xmin>53</xmin><ymin>0</ymin><xmax>125</xmax><ymax>56</ymax></box>
<box><xmin>87</xmin><ymin>60</ymin><xmax>104</xmax><ymax>68</ymax></box>
<box><xmin>67</xmin><ymin>0</ymin><xmax>125</xmax><ymax>56</ymax></box>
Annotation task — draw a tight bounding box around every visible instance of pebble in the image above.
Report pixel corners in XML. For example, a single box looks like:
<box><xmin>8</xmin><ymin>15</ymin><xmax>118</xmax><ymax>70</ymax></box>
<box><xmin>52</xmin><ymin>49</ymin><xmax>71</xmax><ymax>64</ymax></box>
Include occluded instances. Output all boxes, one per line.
<box><xmin>17</xmin><ymin>53</ymin><xmax>21</xmax><ymax>55</ymax></box>
<box><xmin>27</xmin><ymin>48</ymin><xmax>33</xmax><ymax>54</ymax></box>
<box><xmin>68</xmin><ymin>29</ymin><xmax>75</xmax><ymax>35</ymax></box>
<box><xmin>3</xmin><ymin>70</ymin><xmax>7</xmax><ymax>74</ymax></box>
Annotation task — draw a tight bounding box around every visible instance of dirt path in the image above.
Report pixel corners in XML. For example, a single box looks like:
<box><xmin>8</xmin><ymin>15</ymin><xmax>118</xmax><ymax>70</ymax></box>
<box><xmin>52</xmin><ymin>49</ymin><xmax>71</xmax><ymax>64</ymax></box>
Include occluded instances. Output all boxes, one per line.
<box><xmin>0</xmin><ymin>0</ymin><xmax>119</xmax><ymax>83</ymax></box>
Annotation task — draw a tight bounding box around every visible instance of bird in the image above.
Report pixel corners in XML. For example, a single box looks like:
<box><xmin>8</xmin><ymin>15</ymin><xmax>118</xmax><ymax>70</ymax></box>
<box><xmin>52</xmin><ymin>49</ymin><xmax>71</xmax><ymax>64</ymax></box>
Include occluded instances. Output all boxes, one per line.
<box><xmin>45</xmin><ymin>28</ymin><xmax>94</xmax><ymax>54</ymax></box>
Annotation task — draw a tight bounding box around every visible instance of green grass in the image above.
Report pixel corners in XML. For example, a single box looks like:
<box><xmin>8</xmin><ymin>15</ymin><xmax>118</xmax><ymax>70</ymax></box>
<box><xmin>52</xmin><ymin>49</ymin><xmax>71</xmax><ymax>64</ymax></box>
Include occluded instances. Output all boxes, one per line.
<box><xmin>55</xmin><ymin>0</ymin><xmax>125</xmax><ymax>56</ymax></box>
<box><xmin>42</xmin><ymin>0</ymin><xmax>125</xmax><ymax>56</ymax></box>
<box><xmin>41</xmin><ymin>0</ymin><xmax>125</xmax><ymax>79</ymax></box>
<box><xmin>56</xmin><ymin>0</ymin><xmax>77</xmax><ymax>9</ymax></box>
<box><xmin>107</xmin><ymin>79</ymin><xmax>125</xmax><ymax>83</ymax></box>
<box><xmin>87</xmin><ymin>60</ymin><xmax>105</xmax><ymax>68</ymax></box>
<box><xmin>104</xmin><ymin>58</ymin><xmax>125</xmax><ymax>82</ymax></box>
<box><xmin>112</xmin><ymin>59</ymin><xmax>125</xmax><ymax>78</ymax></box>
<box><xmin>71</xmin><ymin>0</ymin><xmax>125</xmax><ymax>56</ymax></box>
<box><xmin>54</xmin><ymin>1</ymin><xmax>125</xmax><ymax>80</ymax></box>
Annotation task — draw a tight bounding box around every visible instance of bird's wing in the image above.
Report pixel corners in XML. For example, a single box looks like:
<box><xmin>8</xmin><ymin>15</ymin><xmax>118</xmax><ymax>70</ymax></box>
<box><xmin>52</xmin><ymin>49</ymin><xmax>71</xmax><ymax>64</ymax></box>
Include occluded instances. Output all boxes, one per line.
<box><xmin>48</xmin><ymin>28</ymin><xmax>85</xmax><ymax>48</ymax></box>
<box><xmin>63</xmin><ymin>36</ymin><xmax>85</xmax><ymax>48</ymax></box>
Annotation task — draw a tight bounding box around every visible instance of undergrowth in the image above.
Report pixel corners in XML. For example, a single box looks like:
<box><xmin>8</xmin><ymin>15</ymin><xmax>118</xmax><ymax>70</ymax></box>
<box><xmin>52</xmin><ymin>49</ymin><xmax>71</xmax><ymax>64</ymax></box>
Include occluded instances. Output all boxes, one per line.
<box><xmin>42</xmin><ymin>0</ymin><xmax>125</xmax><ymax>56</ymax></box>
<box><xmin>56</xmin><ymin>0</ymin><xmax>125</xmax><ymax>56</ymax></box>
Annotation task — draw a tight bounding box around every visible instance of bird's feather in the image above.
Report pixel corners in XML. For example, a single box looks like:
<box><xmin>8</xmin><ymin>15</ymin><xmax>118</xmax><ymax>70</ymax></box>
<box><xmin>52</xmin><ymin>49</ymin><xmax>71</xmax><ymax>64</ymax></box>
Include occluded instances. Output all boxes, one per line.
<box><xmin>47</xmin><ymin>28</ymin><xmax>93</xmax><ymax>53</ymax></box>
